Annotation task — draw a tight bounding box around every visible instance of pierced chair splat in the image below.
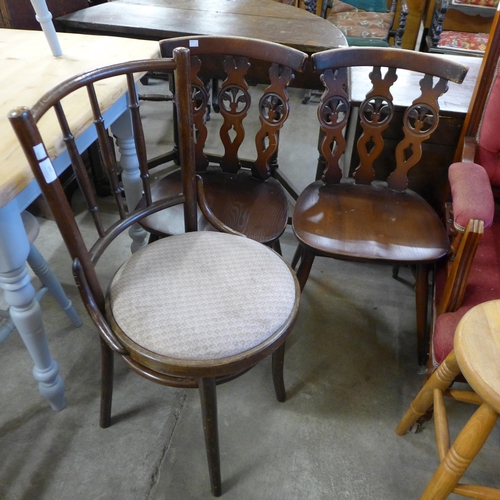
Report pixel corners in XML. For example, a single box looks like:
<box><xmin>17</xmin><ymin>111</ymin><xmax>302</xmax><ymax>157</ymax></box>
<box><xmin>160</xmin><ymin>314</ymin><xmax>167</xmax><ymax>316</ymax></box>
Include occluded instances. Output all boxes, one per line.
<box><xmin>292</xmin><ymin>47</ymin><xmax>468</xmax><ymax>364</ymax></box>
<box><xmin>139</xmin><ymin>36</ymin><xmax>308</xmax><ymax>252</ymax></box>
<box><xmin>9</xmin><ymin>49</ymin><xmax>300</xmax><ymax>497</ymax></box>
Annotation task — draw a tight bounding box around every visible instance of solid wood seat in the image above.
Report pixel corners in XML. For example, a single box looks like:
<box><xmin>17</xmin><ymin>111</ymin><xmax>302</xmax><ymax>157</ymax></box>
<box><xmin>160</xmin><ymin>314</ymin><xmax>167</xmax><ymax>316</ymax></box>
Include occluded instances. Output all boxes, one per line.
<box><xmin>8</xmin><ymin>51</ymin><xmax>301</xmax><ymax>497</ymax></box>
<box><xmin>142</xmin><ymin>169</ymin><xmax>289</xmax><ymax>244</ymax></box>
<box><xmin>138</xmin><ymin>36</ymin><xmax>308</xmax><ymax>251</ymax></box>
<box><xmin>294</xmin><ymin>180</ymin><xmax>449</xmax><ymax>261</ymax></box>
<box><xmin>396</xmin><ymin>300</ymin><xmax>500</xmax><ymax>499</ymax></box>
<box><xmin>292</xmin><ymin>47</ymin><xmax>468</xmax><ymax>364</ymax></box>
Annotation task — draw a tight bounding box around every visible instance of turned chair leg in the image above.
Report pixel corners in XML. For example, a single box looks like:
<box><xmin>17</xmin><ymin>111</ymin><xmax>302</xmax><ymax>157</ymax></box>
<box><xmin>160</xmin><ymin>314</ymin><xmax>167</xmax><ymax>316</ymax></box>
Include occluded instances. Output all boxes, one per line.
<box><xmin>420</xmin><ymin>403</ymin><xmax>499</xmax><ymax>500</ymax></box>
<box><xmin>199</xmin><ymin>377</ymin><xmax>222</xmax><ymax>497</ymax></box>
<box><xmin>271</xmin><ymin>239</ymin><xmax>282</xmax><ymax>256</ymax></box>
<box><xmin>272</xmin><ymin>342</ymin><xmax>287</xmax><ymax>402</ymax></box>
<box><xmin>291</xmin><ymin>244</ymin><xmax>303</xmax><ymax>270</ymax></box>
<box><xmin>100</xmin><ymin>338</ymin><xmax>114</xmax><ymax>429</ymax></box>
<box><xmin>396</xmin><ymin>351</ymin><xmax>460</xmax><ymax>436</ymax></box>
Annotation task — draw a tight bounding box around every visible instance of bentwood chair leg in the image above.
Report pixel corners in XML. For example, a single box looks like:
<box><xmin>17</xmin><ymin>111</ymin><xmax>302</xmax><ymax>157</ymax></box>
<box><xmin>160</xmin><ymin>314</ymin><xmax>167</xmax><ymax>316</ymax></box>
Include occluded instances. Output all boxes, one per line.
<box><xmin>396</xmin><ymin>351</ymin><xmax>460</xmax><ymax>436</ymax></box>
<box><xmin>272</xmin><ymin>239</ymin><xmax>282</xmax><ymax>256</ymax></box>
<box><xmin>100</xmin><ymin>338</ymin><xmax>114</xmax><ymax>429</ymax></box>
<box><xmin>296</xmin><ymin>248</ymin><xmax>316</xmax><ymax>292</ymax></box>
<box><xmin>291</xmin><ymin>244</ymin><xmax>302</xmax><ymax>270</ymax></box>
<box><xmin>272</xmin><ymin>342</ymin><xmax>287</xmax><ymax>402</ymax></box>
<box><xmin>415</xmin><ymin>263</ymin><xmax>430</xmax><ymax>365</ymax></box>
<box><xmin>199</xmin><ymin>377</ymin><xmax>222</xmax><ymax>497</ymax></box>
<box><xmin>420</xmin><ymin>403</ymin><xmax>499</xmax><ymax>500</ymax></box>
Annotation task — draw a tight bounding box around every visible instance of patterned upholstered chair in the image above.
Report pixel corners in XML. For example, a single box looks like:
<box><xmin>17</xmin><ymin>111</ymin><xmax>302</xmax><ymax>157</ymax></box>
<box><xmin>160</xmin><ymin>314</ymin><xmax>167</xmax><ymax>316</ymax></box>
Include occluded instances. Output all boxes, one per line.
<box><xmin>326</xmin><ymin>0</ymin><xmax>409</xmax><ymax>47</ymax></box>
<box><xmin>427</xmin><ymin>0</ymin><xmax>498</xmax><ymax>56</ymax></box>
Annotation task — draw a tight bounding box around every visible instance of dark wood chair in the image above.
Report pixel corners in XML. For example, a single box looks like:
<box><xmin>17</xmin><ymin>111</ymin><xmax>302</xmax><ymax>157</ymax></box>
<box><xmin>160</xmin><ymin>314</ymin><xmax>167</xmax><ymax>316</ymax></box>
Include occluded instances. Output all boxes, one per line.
<box><xmin>138</xmin><ymin>36</ymin><xmax>308</xmax><ymax>252</ymax></box>
<box><xmin>9</xmin><ymin>49</ymin><xmax>300</xmax><ymax>497</ymax></box>
<box><xmin>427</xmin><ymin>0</ymin><xmax>498</xmax><ymax>56</ymax></box>
<box><xmin>292</xmin><ymin>47</ymin><xmax>468</xmax><ymax>364</ymax></box>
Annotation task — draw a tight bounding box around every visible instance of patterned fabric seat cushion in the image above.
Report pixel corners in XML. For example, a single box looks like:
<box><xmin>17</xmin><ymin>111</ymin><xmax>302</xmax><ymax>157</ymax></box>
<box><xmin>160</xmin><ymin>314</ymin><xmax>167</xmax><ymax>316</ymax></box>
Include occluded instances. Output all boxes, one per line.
<box><xmin>437</xmin><ymin>31</ymin><xmax>489</xmax><ymax>53</ymax></box>
<box><xmin>452</xmin><ymin>0</ymin><xmax>498</xmax><ymax>6</ymax></box>
<box><xmin>108</xmin><ymin>231</ymin><xmax>298</xmax><ymax>361</ymax></box>
<box><xmin>327</xmin><ymin>10</ymin><xmax>394</xmax><ymax>40</ymax></box>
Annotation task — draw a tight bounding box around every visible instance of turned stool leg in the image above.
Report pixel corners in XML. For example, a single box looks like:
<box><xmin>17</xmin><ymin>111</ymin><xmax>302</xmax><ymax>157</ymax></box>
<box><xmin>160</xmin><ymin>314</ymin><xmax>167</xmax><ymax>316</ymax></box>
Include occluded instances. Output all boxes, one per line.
<box><xmin>420</xmin><ymin>402</ymin><xmax>498</xmax><ymax>500</ymax></box>
<box><xmin>396</xmin><ymin>351</ymin><xmax>460</xmax><ymax>436</ymax></box>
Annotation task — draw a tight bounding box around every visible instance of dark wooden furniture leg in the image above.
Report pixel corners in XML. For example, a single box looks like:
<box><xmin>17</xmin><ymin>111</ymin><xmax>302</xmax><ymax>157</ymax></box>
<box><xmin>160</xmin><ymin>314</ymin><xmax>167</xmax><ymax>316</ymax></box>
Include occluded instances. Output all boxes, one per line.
<box><xmin>199</xmin><ymin>377</ymin><xmax>222</xmax><ymax>497</ymax></box>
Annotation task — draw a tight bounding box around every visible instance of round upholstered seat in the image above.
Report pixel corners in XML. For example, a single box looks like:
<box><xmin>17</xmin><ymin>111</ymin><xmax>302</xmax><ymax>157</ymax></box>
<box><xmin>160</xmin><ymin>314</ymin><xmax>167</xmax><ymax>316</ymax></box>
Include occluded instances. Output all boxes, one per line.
<box><xmin>107</xmin><ymin>231</ymin><xmax>299</xmax><ymax>374</ymax></box>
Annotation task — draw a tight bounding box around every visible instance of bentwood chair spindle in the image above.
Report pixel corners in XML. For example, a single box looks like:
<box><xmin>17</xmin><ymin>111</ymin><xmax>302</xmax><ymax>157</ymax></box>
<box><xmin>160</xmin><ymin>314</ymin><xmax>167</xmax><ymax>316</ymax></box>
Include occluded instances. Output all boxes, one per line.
<box><xmin>9</xmin><ymin>49</ymin><xmax>300</xmax><ymax>496</ymax></box>
<box><xmin>292</xmin><ymin>47</ymin><xmax>468</xmax><ymax>364</ymax></box>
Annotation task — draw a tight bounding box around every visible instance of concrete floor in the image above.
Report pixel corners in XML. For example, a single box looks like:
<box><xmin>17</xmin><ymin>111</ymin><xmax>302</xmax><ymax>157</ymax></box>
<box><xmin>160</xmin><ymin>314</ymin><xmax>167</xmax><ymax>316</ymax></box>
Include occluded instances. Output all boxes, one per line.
<box><xmin>1</xmin><ymin>85</ymin><xmax>498</xmax><ymax>499</ymax></box>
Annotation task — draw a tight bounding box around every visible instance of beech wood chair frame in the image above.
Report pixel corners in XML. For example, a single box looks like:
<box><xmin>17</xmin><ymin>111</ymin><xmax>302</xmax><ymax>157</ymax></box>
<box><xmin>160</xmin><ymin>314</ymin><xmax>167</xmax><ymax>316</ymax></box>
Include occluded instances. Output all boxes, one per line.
<box><xmin>8</xmin><ymin>49</ymin><xmax>300</xmax><ymax>497</ymax></box>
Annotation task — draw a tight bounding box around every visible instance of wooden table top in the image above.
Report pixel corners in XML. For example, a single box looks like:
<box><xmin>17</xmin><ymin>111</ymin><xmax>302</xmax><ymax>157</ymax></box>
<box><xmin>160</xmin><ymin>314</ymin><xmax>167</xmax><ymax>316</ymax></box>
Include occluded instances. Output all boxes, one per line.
<box><xmin>55</xmin><ymin>0</ymin><xmax>348</xmax><ymax>55</ymax></box>
<box><xmin>0</xmin><ymin>29</ymin><xmax>159</xmax><ymax>209</ymax></box>
<box><xmin>350</xmin><ymin>53</ymin><xmax>481</xmax><ymax>115</ymax></box>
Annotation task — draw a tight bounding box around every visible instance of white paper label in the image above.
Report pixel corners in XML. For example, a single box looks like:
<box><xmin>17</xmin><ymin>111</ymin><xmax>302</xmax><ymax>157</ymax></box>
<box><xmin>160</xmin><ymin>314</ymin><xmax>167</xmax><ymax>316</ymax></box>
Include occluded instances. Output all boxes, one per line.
<box><xmin>189</xmin><ymin>40</ymin><xmax>199</xmax><ymax>48</ymax></box>
<box><xmin>39</xmin><ymin>158</ymin><xmax>57</xmax><ymax>184</ymax></box>
<box><xmin>33</xmin><ymin>143</ymin><xmax>47</xmax><ymax>161</ymax></box>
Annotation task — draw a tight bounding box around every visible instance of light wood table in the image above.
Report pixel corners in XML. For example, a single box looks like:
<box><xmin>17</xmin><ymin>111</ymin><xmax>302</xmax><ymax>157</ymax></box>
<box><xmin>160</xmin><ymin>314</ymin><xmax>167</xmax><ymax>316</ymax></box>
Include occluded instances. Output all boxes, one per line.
<box><xmin>0</xmin><ymin>28</ymin><xmax>159</xmax><ymax>410</ymax></box>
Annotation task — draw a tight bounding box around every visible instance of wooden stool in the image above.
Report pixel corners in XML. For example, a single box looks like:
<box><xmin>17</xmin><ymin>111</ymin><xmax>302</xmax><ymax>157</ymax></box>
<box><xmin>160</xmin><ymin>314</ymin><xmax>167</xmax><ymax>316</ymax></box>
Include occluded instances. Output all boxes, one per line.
<box><xmin>396</xmin><ymin>299</ymin><xmax>500</xmax><ymax>499</ymax></box>
<box><xmin>0</xmin><ymin>211</ymin><xmax>82</xmax><ymax>343</ymax></box>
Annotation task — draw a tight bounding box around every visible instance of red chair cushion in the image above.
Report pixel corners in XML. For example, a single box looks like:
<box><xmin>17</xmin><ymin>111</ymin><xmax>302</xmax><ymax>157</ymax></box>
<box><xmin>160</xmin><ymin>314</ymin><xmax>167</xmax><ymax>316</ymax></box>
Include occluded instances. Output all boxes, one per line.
<box><xmin>437</xmin><ymin>31</ymin><xmax>489</xmax><ymax>53</ymax></box>
<box><xmin>452</xmin><ymin>0</ymin><xmax>499</xmax><ymax>6</ymax></box>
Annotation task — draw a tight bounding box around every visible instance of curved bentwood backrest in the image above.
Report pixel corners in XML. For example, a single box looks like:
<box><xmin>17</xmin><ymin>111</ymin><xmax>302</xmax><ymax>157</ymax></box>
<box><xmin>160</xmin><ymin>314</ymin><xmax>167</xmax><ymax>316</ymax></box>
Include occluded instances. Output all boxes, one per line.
<box><xmin>312</xmin><ymin>47</ymin><xmax>468</xmax><ymax>191</ymax></box>
<box><xmin>8</xmin><ymin>50</ymin><xmax>194</xmax><ymax>346</ymax></box>
<box><xmin>160</xmin><ymin>36</ymin><xmax>308</xmax><ymax>180</ymax></box>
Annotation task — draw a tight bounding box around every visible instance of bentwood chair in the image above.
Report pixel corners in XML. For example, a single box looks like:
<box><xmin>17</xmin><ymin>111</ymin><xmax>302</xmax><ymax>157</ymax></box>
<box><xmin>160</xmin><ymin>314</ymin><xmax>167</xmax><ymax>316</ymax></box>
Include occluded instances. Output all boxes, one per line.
<box><xmin>396</xmin><ymin>299</ymin><xmax>500</xmax><ymax>499</ymax></box>
<box><xmin>9</xmin><ymin>49</ymin><xmax>300</xmax><ymax>497</ymax></box>
<box><xmin>0</xmin><ymin>211</ymin><xmax>82</xmax><ymax>344</ymax></box>
<box><xmin>292</xmin><ymin>47</ymin><xmax>468</xmax><ymax>364</ymax></box>
<box><xmin>138</xmin><ymin>36</ymin><xmax>308</xmax><ymax>252</ymax></box>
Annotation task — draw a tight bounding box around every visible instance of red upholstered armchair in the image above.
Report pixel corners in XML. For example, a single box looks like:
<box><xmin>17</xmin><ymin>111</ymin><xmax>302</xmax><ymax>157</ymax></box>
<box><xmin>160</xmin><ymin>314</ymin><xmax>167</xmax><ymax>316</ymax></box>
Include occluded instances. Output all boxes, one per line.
<box><xmin>424</xmin><ymin>7</ymin><xmax>500</xmax><ymax>376</ymax></box>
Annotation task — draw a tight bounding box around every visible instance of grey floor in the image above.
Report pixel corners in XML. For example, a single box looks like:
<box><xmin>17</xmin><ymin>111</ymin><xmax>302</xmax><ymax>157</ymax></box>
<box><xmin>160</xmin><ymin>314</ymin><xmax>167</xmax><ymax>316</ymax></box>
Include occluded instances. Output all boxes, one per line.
<box><xmin>1</xmin><ymin>85</ymin><xmax>498</xmax><ymax>500</ymax></box>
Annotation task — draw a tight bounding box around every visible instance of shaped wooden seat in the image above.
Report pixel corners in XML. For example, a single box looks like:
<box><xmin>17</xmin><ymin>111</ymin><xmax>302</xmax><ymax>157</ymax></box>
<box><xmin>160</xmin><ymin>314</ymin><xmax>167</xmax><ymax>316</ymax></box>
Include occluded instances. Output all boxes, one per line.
<box><xmin>9</xmin><ymin>50</ymin><xmax>300</xmax><ymax>497</ymax></box>
<box><xmin>292</xmin><ymin>47</ymin><xmax>468</xmax><ymax>364</ymax></box>
<box><xmin>138</xmin><ymin>36</ymin><xmax>307</xmax><ymax>252</ymax></box>
<box><xmin>396</xmin><ymin>300</ymin><xmax>500</xmax><ymax>499</ymax></box>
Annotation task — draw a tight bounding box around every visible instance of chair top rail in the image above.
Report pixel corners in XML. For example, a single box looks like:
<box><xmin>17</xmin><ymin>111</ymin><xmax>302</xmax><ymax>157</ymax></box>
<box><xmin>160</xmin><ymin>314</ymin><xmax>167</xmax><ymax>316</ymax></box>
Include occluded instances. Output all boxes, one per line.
<box><xmin>160</xmin><ymin>35</ymin><xmax>308</xmax><ymax>72</ymax></box>
<box><xmin>30</xmin><ymin>58</ymin><xmax>179</xmax><ymax>119</ymax></box>
<box><xmin>312</xmin><ymin>47</ymin><xmax>468</xmax><ymax>84</ymax></box>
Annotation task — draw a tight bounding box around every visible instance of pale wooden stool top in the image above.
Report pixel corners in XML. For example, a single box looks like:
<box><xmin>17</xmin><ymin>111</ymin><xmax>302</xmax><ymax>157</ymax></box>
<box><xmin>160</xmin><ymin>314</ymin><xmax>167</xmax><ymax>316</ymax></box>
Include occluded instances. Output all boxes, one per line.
<box><xmin>455</xmin><ymin>299</ymin><xmax>500</xmax><ymax>413</ymax></box>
